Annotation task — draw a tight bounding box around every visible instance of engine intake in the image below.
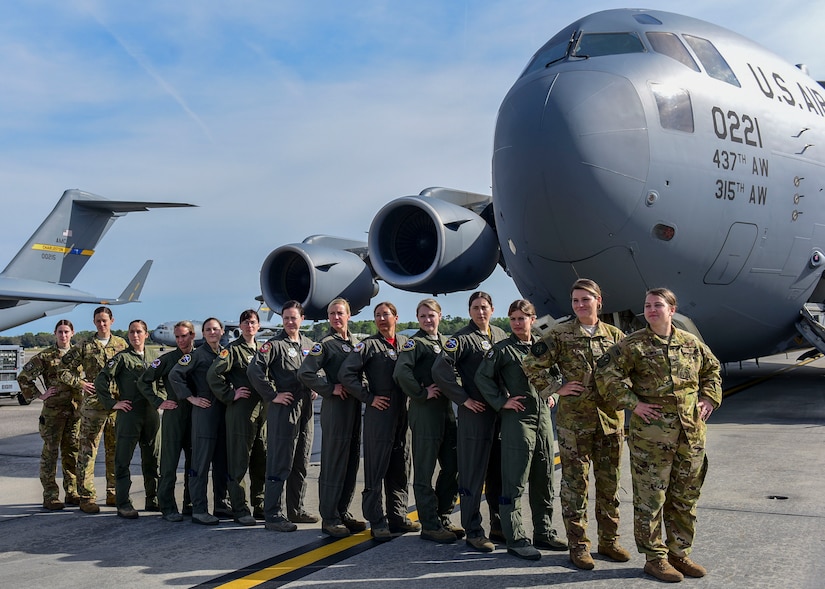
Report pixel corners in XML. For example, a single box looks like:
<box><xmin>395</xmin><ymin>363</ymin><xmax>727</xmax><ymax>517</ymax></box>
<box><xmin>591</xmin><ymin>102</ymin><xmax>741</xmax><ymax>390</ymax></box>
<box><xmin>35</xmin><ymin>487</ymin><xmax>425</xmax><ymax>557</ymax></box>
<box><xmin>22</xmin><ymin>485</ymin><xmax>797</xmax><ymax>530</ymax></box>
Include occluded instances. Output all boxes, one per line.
<box><xmin>260</xmin><ymin>242</ymin><xmax>377</xmax><ymax>320</ymax></box>
<box><xmin>368</xmin><ymin>196</ymin><xmax>499</xmax><ymax>293</ymax></box>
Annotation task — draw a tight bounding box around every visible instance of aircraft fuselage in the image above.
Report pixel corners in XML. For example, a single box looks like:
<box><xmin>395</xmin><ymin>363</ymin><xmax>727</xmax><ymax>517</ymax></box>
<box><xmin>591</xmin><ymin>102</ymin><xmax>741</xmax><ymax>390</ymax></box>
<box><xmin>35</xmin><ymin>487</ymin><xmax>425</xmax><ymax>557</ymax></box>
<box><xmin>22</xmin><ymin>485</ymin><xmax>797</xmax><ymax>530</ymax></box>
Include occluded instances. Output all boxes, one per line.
<box><xmin>493</xmin><ymin>9</ymin><xmax>825</xmax><ymax>361</ymax></box>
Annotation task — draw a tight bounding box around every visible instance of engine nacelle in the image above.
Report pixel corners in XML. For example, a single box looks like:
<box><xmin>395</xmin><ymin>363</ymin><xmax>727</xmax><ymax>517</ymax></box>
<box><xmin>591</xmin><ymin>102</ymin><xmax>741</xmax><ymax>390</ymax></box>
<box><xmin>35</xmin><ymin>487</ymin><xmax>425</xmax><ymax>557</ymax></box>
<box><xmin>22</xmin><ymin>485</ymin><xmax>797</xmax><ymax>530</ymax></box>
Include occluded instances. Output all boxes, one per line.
<box><xmin>368</xmin><ymin>196</ymin><xmax>499</xmax><ymax>293</ymax></box>
<box><xmin>260</xmin><ymin>242</ymin><xmax>378</xmax><ymax>320</ymax></box>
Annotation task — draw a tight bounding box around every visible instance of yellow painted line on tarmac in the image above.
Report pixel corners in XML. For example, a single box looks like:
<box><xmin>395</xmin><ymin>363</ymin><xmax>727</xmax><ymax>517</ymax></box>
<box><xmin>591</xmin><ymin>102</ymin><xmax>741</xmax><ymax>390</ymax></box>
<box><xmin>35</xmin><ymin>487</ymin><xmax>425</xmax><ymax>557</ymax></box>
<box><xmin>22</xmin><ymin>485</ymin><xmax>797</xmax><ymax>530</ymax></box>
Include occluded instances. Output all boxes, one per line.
<box><xmin>216</xmin><ymin>532</ymin><xmax>371</xmax><ymax>589</ymax></box>
<box><xmin>216</xmin><ymin>510</ymin><xmax>421</xmax><ymax>589</ymax></box>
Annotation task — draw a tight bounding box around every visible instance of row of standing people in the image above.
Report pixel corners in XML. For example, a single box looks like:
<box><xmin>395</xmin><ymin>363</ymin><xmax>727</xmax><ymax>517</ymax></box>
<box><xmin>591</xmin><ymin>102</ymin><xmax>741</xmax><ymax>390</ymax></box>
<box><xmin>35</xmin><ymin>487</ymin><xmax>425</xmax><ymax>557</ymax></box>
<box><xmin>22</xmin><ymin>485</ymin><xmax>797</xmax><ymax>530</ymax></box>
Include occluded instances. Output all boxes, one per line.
<box><xmin>19</xmin><ymin>281</ymin><xmax>721</xmax><ymax>582</ymax></box>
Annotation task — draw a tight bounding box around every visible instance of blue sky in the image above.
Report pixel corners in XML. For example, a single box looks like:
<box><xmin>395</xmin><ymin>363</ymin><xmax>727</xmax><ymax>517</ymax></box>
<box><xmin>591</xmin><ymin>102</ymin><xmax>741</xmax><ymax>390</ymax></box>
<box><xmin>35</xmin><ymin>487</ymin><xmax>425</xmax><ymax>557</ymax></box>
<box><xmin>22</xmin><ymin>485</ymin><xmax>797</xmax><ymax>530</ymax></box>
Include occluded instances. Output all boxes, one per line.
<box><xmin>2</xmin><ymin>0</ymin><xmax>822</xmax><ymax>334</ymax></box>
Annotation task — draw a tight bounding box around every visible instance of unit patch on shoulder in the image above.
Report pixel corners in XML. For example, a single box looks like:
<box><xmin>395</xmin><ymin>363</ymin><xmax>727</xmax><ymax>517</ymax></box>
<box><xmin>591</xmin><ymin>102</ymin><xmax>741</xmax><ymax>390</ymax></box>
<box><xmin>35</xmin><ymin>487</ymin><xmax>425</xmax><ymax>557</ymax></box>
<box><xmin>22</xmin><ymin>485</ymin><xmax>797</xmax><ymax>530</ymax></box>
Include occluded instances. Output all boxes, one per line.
<box><xmin>354</xmin><ymin>342</ymin><xmax>365</xmax><ymax>352</ymax></box>
<box><xmin>309</xmin><ymin>343</ymin><xmax>323</xmax><ymax>356</ymax></box>
<box><xmin>107</xmin><ymin>359</ymin><xmax>115</xmax><ymax>368</ymax></box>
<box><xmin>301</xmin><ymin>348</ymin><xmax>310</xmax><ymax>357</ymax></box>
<box><xmin>444</xmin><ymin>338</ymin><xmax>459</xmax><ymax>352</ymax></box>
<box><xmin>481</xmin><ymin>340</ymin><xmax>492</xmax><ymax>351</ymax></box>
<box><xmin>178</xmin><ymin>354</ymin><xmax>192</xmax><ymax>366</ymax></box>
<box><xmin>259</xmin><ymin>342</ymin><xmax>272</xmax><ymax>354</ymax></box>
<box><xmin>531</xmin><ymin>341</ymin><xmax>548</xmax><ymax>357</ymax></box>
<box><xmin>596</xmin><ymin>352</ymin><xmax>611</xmax><ymax>368</ymax></box>
<box><xmin>219</xmin><ymin>349</ymin><xmax>229</xmax><ymax>359</ymax></box>
<box><xmin>485</xmin><ymin>348</ymin><xmax>495</xmax><ymax>360</ymax></box>
<box><xmin>150</xmin><ymin>358</ymin><xmax>161</xmax><ymax>369</ymax></box>
<box><xmin>401</xmin><ymin>339</ymin><xmax>416</xmax><ymax>351</ymax></box>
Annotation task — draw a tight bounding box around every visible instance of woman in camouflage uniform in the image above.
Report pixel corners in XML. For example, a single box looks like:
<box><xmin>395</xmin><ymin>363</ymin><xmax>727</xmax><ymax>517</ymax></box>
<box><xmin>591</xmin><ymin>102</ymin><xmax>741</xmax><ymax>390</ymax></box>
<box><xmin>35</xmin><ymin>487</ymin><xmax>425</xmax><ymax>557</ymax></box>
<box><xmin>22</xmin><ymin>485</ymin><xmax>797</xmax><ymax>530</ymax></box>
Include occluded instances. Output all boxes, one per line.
<box><xmin>17</xmin><ymin>319</ymin><xmax>80</xmax><ymax>510</ymax></box>
<box><xmin>595</xmin><ymin>288</ymin><xmax>721</xmax><ymax>583</ymax></box>
<box><xmin>522</xmin><ymin>278</ymin><xmax>627</xmax><ymax>570</ymax></box>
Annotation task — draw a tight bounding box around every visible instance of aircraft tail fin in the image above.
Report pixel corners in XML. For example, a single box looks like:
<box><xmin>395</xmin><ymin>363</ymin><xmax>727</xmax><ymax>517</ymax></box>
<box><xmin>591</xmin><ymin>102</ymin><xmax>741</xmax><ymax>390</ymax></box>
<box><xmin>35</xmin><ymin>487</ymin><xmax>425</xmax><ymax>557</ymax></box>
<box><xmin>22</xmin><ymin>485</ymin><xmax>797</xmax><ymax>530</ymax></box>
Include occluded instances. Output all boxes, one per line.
<box><xmin>110</xmin><ymin>260</ymin><xmax>152</xmax><ymax>305</ymax></box>
<box><xmin>1</xmin><ymin>189</ymin><xmax>193</xmax><ymax>285</ymax></box>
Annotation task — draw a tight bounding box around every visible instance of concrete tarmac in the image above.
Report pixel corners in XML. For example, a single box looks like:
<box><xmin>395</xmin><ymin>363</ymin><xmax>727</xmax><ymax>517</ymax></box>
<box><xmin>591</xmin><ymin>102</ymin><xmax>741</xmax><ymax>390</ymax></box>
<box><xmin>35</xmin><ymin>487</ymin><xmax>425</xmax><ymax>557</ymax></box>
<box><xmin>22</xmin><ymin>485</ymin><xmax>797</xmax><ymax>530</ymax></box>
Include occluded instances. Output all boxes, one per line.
<box><xmin>0</xmin><ymin>351</ymin><xmax>823</xmax><ymax>588</ymax></box>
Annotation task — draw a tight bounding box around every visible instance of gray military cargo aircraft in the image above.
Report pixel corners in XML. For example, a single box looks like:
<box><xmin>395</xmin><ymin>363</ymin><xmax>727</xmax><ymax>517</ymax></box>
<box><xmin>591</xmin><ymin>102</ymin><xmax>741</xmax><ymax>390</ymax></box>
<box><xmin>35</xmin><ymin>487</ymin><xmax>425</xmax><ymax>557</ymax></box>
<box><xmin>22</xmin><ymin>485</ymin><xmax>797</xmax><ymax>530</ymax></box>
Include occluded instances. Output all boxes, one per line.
<box><xmin>258</xmin><ymin>8</ymin><xmax>825</xmax><ymax>363</ymax></box>
<box><xmin>0</xmin><ymin>189</ymin><xmax>193</xmax><ymax>332</ymax></box>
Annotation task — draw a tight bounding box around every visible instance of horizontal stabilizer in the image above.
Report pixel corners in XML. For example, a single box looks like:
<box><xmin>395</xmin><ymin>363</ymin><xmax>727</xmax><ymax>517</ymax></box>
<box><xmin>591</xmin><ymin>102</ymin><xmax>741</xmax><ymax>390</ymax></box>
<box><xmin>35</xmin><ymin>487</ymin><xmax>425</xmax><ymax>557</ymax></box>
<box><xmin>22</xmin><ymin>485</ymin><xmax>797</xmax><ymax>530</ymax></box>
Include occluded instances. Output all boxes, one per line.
<box><xmin>0</xmin><ymin>259</ymin><xmax>152</xmax><ymax>305</ymax></box>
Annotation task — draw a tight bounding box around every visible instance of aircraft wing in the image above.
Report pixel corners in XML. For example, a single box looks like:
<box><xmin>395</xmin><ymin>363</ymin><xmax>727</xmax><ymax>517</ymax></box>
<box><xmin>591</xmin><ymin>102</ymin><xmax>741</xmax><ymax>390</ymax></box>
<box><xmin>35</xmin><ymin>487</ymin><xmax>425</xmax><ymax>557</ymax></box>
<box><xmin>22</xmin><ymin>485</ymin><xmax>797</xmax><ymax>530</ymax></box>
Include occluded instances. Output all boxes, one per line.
<box><xmin>0</xmin><ymin>260</ymin><xmax>152</xmax><ymax>305</ymax></box>
<box><xmin>259</xmin><ymin>187</ymin><xmax>499</xmax><ymax>320</ymax></box>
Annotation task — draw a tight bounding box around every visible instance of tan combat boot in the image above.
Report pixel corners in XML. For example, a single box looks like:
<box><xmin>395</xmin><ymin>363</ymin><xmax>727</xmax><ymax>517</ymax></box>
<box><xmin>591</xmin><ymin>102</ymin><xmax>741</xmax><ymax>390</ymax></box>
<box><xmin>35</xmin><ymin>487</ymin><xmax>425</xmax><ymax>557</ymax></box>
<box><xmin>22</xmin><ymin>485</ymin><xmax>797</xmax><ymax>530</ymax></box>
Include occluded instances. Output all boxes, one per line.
<box><xmin>644</xmin><ymin>558</ymin><xmax>684</xmax><ymax>582</ymax></box>
<box><xmin>79</xmin><ymin>500</ymin><xmax>100</xmax><ymax>514</ymax></box>
<box><xmin>598</xmin><ymin>540</ymin><xmax>631</xmax><ymax>562</ymax></box>
<box><xmin>668</xmin><ymin>554</ymin><xmax>707</xmax><ymax>578</ymax></box>
<box><xmin>570</xmin><ymin>545</ymin><xmax>595</xmax><ymax>570</ymax></box>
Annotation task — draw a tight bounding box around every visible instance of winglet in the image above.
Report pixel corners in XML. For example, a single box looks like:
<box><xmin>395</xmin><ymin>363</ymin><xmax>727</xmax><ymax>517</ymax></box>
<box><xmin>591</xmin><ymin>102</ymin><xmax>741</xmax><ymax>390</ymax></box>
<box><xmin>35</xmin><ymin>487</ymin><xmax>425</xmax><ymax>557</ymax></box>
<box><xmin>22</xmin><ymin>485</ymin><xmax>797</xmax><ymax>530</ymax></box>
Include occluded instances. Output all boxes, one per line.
<box><xmin>109</xmin><ymin>260</ymin><xmax>153</xmax><ymax>305</ymax></box>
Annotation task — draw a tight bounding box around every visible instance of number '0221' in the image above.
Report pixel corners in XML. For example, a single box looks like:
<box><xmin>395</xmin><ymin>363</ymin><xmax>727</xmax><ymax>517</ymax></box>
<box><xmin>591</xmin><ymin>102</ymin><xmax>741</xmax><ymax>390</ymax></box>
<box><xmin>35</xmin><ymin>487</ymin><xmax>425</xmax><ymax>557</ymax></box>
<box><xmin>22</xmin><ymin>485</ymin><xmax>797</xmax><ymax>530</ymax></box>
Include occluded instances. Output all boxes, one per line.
<box><xmin>712</xmin><ymin>106</ymin><xmax>763</xmax><ymax>148</ymax></box>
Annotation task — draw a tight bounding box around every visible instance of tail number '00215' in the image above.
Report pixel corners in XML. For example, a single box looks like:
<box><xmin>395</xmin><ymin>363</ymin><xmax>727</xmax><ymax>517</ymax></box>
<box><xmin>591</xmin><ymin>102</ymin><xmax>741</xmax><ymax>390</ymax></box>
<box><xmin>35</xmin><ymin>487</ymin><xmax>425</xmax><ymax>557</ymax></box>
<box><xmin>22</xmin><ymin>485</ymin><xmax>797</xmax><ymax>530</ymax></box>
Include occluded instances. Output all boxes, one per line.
<box><xmin>712</xmin><ymin>107</ymin><xmax>763</xmax><ymax>148</ymax></box>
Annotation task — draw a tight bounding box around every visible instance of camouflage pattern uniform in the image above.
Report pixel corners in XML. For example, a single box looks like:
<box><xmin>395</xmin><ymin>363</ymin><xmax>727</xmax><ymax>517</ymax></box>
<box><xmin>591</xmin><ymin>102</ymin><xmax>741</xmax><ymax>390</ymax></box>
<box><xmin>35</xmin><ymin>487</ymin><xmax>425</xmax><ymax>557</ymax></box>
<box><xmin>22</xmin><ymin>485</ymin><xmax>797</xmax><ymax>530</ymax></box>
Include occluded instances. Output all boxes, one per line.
<box><xmin>95</xmin><ymin>346</ymin><xmax>160</xmax><ymax>510</ymax></box>
<box><xmin>207</xmin><ymin>338</ymin><xmax>266</xmax><ymax>519</ymax></box>
<box><xmin>475</xmin><ymin>333</ymin><xmax>558</xmax><ymax>550</ymax></box>
<box><xmin>138</xmin><ymin>347</ymin><xmax>193</xmax><ymax>516</ymax></box>
<box><xmin>392</xmin><ymin>330</ymin><xmax>458</xmax><ymax>532</ymax></box>
<box><xmin>59</xmin><ymin>334</ymin><xmax>128</xmax><ymax>503</ymax></box>
<box><xmin>297</xmin><ymin>330</ymin><xmax>362</xmax><ymax>527</ymax></box>
<box><xmin>523</xmin><ymin>318</ymin><xmax>625</xmax><ymax>552</ymax></box>
<box><xmin>247</xmin><ymin>331</ymin><xmax>314</xmax><ymax>522</ymax></box>
<box><xmin>168</xmin><ymin>343</ymin><xmax>230</xmax><ymax>516</ymax></box>
<box><xmin>17</xmin><ymin>346</ymin><xmax>80</xmax><ymax>503</ymax></box>
<box><xmin>595</xmin><ymin>327</ymin><xmax>722</xmax><ymax>561</ymax></box>
<box><xmin>339</xmin><ymin>332</ymin><xmax>410</xmax><ymax>529</ymax></box>
<box><xmin>431</xmin><ymin>322</ymin><xmax>508</xmax><ymax>540</ymax></box>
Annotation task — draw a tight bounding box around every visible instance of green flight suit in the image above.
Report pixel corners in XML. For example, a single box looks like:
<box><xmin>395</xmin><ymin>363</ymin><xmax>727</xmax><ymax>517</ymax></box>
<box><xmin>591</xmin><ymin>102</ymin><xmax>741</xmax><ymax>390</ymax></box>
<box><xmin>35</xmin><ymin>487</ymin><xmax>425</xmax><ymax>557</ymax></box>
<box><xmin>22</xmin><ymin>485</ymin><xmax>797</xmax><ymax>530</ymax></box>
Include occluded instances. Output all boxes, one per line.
<box><xmin>59</xmin><ymin>334</ymin><xmax>127</xmax><ymax>502</ymax></box>
<box><xmin>168</xmin><ymin>343</ymin><xmax>230</xmax><ymax>516</ymax></box>
<box><xmin>392</xmin><ymin>330</ymin><xmax>457</xmax><ymax>531</ymax></box>
<box><xmin>207</xmin><ymin>338</ymin><xmax>266</xmax><ymax>518</ymax></box>
<box><xmin>138</xmin><ymin>348</ymin><xmax>192</xmax><ymax>516</ymax></box>
<box><xmin>17</xmin><ymin>346</ymin><xmax>79</xmax><ymax>503</ymax></box>
<box><xmin>297</xmin><ymin>330</ymin><xmax>361</xmax><ymax>526</ymax></box>
<box><xmin>431</xmin><ymin>322</ymin><xmax>507</xmax><ymax>539</ymax></box>
<box><xmin>339</xmin><ymin>333</ymin><xmax>410</xmax><ymax>527</ymax></box>
<box><xmin>476</xmin><ymin>333</ymin><xmax>557</xmax><ymax>549</ymax></box>
<box><xmin>595</xmin><ymin>327</ymin><xmax>722</xmax><ymax>561</ymax></box>
<box><xmin>247</xmin><ymin>331</ymin><xmax>314</xmax><ymax>522</ymax></box>
<box><xmin>96</xmin><ymin>346</ymin><xmax>159</xmax><ymax>510</ymax></box>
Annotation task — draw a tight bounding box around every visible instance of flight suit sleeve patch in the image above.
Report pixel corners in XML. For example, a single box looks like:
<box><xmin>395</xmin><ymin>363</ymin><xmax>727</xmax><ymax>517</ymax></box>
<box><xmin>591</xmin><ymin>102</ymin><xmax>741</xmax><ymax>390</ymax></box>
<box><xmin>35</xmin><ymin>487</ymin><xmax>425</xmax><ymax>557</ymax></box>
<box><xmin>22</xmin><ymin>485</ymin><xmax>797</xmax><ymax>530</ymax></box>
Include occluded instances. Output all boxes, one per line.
<box><xmin>531</xmin><ymin>341</ymin><xmax>548</xmax><ymax>357</ymax></box>
<box><xmin>259</xmin><ymin>342</ymin><xmax>271</xmax><ymax>354</ymax></box>
<box><xmin>402</xmin><ymin>339</ymin><xmax>415</xmax><ymax>351</ymax></box>
<box><xmin>219</xmin><ymin>349</ymin><xmax>229</xmax><ymax>359</ymax></box>
<box><xmin>354</xmin><ymin>342</ymin><xmax>365</xmax><ymax>352</ymax></box>
<box><xmin>178</xmin><ymin>354</ymin><xmax>192</xmax><ymax>366</ymax></box>
<box><xmin>309</xmin><ymin>343</ymin><xmax>323</xmax><ymax>356</ymax></box>
<box><xmin>107</xmin><ymin>359</ymin><xmax>115</xmax><ymax>368</ymax></box>
<box><xmin>444</xmin><ymin>338</ymin><xmax>459</xmax><ymax>352</ymax></box>
<box><xmin>485</xmin><ymin>348</ymin><xmax>495</xmax><ymax>360</ymax></box>
<box><xmin>150</xmin><ymin>358</ymin><xmax>161</xmax><ymax>369</ymax></box>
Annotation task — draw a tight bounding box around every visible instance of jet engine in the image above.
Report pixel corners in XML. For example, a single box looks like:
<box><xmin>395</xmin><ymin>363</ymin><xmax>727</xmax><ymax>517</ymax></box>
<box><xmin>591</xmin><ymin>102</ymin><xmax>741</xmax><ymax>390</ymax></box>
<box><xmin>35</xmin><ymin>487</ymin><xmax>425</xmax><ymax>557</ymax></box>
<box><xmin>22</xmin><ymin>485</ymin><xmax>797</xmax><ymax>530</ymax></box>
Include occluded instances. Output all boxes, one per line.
<box><xmin>260</xmin><ymin>239</ymin><xmax>378</xmax><ymax>320</ymax></box>
<box><xmin>368</xmin><ymin>195</ymin><xmax>499</xmax><ymax>293</ymax></box>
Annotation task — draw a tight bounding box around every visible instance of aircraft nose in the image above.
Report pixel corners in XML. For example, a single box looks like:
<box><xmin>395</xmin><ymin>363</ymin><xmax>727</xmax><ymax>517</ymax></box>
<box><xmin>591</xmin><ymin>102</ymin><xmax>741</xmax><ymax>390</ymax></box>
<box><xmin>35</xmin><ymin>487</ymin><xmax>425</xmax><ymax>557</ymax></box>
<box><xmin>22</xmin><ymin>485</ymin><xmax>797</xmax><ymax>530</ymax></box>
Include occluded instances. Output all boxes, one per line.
<box><xmin>494</xmin><ymin>69</ymin><xmax>649</xmax><ymax>261</ymax></box>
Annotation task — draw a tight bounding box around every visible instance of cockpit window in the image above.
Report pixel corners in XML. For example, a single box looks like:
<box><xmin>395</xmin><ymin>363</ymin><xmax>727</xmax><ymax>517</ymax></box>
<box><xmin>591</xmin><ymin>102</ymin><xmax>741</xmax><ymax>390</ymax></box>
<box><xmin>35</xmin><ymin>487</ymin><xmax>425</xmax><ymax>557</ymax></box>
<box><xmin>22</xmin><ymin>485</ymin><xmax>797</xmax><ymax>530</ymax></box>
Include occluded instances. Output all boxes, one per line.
<box><xmin>683</xmin><ymin>35</ymin><xmax>740</xmax><ymax>87</ymax></box>
<box><xmin>646</xmin><ymin>32</ymin><xmax>699</xmax><ymax>72</ymax></box>
<box><xmin>572</xmin><ymin>32</ymin><xmax>645</xmax><ymax>58</ymax></box>
<box><xmin>651</xmin><ymin>83</ymin><xmax>694</xmax><ymax>132</ymax></box>
<box><xmin>521</xmin><ymin>40</ymin><xmax>570</xmax><ymax>76</ymax></box>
